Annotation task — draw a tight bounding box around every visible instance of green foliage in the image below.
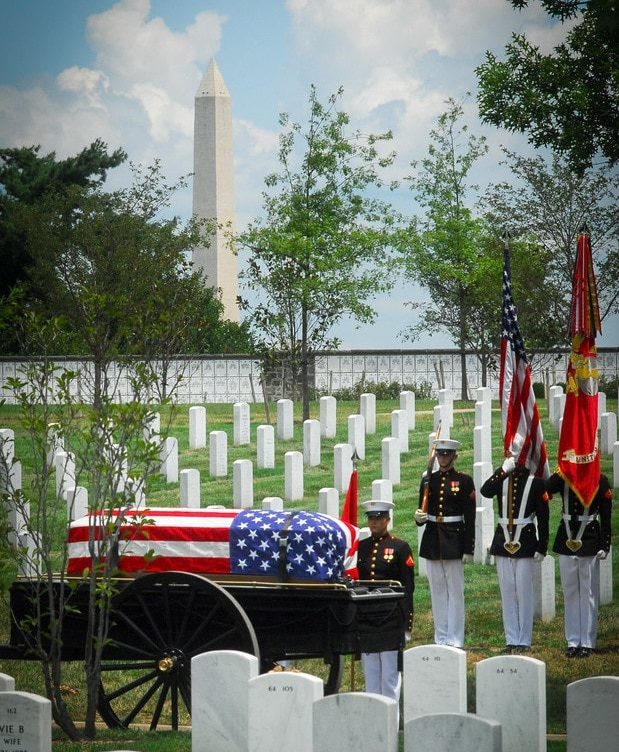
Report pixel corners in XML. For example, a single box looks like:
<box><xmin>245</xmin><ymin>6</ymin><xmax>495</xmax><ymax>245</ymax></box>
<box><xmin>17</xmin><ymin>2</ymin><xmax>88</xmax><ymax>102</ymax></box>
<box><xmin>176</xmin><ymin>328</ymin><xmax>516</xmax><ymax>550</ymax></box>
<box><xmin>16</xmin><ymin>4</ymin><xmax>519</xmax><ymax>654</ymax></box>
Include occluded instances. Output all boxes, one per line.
<box><xmin>599</xmin><ymin>374</ymin><xmax>619</xmax><ymax>396</ymax></box>
<box><xmin>533</xmin><ymin>382</ymin><xmax>546</xmax><ymax>399</ymax></box>
<box><xmin>0</xmin><ymin>140</ymin><xmax>126</xmax><ymax>302</ymax></box>
<box><xmin>400</xmin><ymin>99</ymin><xmax>497</xmax><ymax>397</ymax></box>
<box><xmin>476</xmin><ymin>0</ymin><xmax>619</xmax><ymax>172</ymax></box>
<box><xmin>483</xmin><ymin>151</ymin><xmax>619</xmax><ymax>344</ymax></box>
<box><xmin>328</xmin><ymin>380</ymin><xmax>434</xmax><ymax>401</ymax></box>
<box><xmin>237</xmin><ymin>85</ymin><xmax>400</xmax><ymax>418</ymax></box>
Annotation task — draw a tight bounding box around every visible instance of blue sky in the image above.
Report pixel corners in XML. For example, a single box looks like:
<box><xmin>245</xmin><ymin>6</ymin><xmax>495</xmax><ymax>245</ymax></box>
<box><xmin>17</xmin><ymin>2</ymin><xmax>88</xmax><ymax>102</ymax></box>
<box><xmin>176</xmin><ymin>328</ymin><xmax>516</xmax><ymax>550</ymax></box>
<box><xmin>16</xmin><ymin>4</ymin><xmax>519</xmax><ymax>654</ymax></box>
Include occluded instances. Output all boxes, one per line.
<box><xmin>1</xmin><ymin>0</ymin><xmax>614</xmax><ymax>348</ymax></box>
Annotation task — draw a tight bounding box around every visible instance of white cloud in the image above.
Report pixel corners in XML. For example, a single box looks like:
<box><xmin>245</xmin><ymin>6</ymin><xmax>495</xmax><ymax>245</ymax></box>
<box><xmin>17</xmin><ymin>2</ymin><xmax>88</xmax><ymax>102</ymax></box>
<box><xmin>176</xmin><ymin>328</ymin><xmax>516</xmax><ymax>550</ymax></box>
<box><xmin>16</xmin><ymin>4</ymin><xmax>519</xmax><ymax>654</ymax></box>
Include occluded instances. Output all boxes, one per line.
<box><xmin>56</xmin><ymin>66</ymin><xmax>110</xmax><ymax>109</ymax></box>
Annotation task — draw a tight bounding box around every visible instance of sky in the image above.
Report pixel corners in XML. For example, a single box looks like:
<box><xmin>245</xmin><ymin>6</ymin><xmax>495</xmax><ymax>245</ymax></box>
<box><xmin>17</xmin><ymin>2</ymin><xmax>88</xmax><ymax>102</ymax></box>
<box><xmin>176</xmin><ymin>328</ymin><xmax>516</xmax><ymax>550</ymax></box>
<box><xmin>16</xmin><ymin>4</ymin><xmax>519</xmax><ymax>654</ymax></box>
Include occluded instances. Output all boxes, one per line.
<box><xmin>1</xmin><ymin>0</ymin><xmax>615</xmax><ymax>349</ymax></box>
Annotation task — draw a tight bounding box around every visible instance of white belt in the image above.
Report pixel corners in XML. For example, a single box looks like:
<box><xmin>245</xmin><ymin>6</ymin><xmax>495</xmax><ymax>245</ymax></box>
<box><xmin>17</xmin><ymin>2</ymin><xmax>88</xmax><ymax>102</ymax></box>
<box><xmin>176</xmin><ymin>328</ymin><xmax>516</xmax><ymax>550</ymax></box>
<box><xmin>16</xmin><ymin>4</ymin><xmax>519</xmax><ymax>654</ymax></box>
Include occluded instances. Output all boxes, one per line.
<box><xmin>498</xmin><ymin>515</ymin><xmax>534</xmax><ymax>526</ymax></box>
<box><xmin>427</xmin><ymin>515</ymin><xmax>463</xmax><ymax>523</ymax></box>
<box><xmin>562</xmin><ymin>514</ymin><xmax>598</xmax><ymax>523</ymax></box>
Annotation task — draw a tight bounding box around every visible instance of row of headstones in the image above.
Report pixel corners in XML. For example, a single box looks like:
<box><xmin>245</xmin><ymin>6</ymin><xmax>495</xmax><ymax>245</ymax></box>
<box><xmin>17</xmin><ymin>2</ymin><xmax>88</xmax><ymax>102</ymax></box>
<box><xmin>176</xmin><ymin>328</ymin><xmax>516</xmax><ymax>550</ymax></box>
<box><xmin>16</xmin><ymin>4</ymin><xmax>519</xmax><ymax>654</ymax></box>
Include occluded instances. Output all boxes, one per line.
<box><xmin>2</xmin><ymin>653</ymin><xmax>617</xmax><ymax>752</ymax></box>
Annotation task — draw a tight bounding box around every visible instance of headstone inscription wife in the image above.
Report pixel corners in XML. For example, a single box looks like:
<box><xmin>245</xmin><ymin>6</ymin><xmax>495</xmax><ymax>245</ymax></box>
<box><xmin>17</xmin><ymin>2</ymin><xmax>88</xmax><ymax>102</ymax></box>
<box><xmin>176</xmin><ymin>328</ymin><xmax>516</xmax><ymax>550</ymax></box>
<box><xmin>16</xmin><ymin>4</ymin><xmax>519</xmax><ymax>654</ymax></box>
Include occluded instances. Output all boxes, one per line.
<box><xmin>0</xmin><ymin>691</ymin><xmax>52</xmax><ymax>752</ymax></box>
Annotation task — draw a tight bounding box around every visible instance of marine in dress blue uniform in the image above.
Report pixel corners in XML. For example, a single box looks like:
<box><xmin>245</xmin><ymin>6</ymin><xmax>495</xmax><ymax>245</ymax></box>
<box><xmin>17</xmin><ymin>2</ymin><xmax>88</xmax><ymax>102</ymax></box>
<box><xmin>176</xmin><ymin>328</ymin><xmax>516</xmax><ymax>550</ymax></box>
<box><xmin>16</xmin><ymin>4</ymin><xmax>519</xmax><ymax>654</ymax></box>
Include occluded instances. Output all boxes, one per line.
<box><xmin>481</xmin><ymin>458</ymin><xmax>549</xmax><ymax>651</ymax></box>
<box><xmin>357</xmin><ymin>500</ymin><xmax>414</xmax><ymax>704</ymax></box>
<box><xmin>546</xmin><ymin>472</ymin><xmax>612</xmax><ymax>657</ymax></box>
<box><xmin>415</xmin><ymin>439</ymin><xmax>476</xmax><ymax>647</ymax></box>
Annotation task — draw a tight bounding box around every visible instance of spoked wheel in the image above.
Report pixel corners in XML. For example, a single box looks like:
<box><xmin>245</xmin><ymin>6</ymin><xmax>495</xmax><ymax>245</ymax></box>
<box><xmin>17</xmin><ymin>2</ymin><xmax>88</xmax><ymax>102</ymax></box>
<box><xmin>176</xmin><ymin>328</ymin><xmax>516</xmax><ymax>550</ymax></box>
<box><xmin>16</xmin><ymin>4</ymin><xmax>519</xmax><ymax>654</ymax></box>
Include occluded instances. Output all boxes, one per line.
<box><xmin>324</xmin><ymin>654</ymin><xmax>345</xmax><ymax>695</ymax></box>
<box><xmin>98</xmin><ymin>572</ymin><xmax>259</xmax><ymax>730</ymax></box>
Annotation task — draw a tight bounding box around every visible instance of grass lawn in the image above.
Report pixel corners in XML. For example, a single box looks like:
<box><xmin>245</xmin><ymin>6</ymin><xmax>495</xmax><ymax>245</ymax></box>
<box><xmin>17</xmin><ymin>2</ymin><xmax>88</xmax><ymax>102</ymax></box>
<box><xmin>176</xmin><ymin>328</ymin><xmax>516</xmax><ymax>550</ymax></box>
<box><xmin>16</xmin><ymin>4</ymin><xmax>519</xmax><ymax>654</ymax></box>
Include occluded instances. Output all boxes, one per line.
<box><xmin>0</xmin><ymin>396</ymin><xmax>617</xmax><ymax>750</ymax></box>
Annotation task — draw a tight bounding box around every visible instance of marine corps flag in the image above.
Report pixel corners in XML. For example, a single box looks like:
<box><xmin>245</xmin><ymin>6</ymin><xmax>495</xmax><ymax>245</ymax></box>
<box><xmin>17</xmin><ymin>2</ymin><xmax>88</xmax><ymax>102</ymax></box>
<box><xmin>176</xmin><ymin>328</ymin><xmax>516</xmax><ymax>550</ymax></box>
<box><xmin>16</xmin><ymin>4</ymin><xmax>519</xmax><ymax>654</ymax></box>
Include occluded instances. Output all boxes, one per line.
<box><xmin>557</xmin><ymin>226</ymin><xmax>602</xmax><ymax>507</ymax></box>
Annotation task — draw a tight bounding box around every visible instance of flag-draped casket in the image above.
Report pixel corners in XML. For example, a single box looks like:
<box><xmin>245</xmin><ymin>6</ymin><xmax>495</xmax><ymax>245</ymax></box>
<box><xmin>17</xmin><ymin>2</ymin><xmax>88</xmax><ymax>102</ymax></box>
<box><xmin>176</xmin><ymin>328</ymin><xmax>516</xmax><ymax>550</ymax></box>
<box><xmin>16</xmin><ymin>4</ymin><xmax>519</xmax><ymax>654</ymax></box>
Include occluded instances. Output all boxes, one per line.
<box><xmin>67</xmin><ymin>507</ymin><xmax>359</xmax><ymax>582</ymax></box>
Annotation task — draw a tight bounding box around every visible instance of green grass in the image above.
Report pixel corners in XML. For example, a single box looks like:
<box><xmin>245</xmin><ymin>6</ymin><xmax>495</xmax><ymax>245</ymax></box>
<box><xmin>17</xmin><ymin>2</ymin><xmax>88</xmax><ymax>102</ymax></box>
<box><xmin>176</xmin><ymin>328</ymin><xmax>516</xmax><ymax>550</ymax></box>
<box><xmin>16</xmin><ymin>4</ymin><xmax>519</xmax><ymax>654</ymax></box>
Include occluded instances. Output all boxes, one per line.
<box><xmin>0</xmin><ymin>396</ymin><xmax>617</xmax><ymax>749</ymax></box>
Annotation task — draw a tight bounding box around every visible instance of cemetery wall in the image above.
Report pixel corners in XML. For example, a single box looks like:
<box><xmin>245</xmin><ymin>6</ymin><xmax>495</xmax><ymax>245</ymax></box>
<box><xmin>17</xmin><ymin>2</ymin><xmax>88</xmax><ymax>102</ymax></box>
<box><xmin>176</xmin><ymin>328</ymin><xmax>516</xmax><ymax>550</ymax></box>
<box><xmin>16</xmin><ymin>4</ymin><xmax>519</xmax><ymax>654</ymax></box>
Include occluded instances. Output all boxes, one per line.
<box><xmin>0</xmin><ymin>348</ymin><xmax>617</xmax><ymax>405</ymax></box>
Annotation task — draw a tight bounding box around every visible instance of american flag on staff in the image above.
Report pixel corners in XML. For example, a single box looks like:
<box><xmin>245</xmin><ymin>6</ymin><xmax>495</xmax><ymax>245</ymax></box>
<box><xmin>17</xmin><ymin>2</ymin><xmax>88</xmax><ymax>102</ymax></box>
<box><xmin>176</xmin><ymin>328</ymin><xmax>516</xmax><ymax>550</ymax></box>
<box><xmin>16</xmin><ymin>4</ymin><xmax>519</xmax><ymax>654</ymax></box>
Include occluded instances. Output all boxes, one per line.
<box><xmin>499</xmin><ymin>242</ymin><xmax>548</xmax><ymax>478</ymax></box>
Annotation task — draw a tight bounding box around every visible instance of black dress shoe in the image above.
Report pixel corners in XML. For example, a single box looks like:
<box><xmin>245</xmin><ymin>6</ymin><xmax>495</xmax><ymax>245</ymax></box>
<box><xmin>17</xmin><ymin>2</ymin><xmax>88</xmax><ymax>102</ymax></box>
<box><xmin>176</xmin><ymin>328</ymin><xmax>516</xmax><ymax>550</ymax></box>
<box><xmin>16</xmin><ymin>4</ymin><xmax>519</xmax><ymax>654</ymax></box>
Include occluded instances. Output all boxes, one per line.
<box><xmin>577</xmin><ymin>647</ymin><xmax>594</xmax><ymax>658</ymax></box>
<box><xmin>501</xmin><ymin>645</ymin><xmax>516</xmax><ymax>654</ymax></box>
<box><xmin>564</xmin><ymin>646</ymin><xmax>579</xmax><ymax>657</ymax></box>
<box><xmin>515</xmin><ymin>645</ymin><xmax>530</xmax><ymax>653</ymax></box>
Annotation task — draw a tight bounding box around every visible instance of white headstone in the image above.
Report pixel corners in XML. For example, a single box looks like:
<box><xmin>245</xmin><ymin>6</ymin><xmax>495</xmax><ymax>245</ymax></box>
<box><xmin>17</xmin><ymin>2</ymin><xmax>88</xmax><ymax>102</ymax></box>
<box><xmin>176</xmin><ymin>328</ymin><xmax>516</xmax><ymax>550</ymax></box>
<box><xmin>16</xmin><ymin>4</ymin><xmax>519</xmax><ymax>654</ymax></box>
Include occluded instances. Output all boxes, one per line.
<box><xmin>65</xmin><ymin>486</ymin><xmax>88</xmax><ymax>521</ymax></box>
<box><xmin>597</xmin><ymin>391</ymin><xmax>607</xmax><ymax>428</ymax></box>
<box><xmin>0</xmin><ymin>691</ymin><xmax>52</xmax><ymax>752</ymax></box>
<box><xmin>474</xmin><ymin>506</ymin><xmax>494</xmax><ymax>565</ymax></box>
<box><xmin>474</xmin><ymin>401</ymin><xmax>485</xmax><ymax>428</ymax></box>
<box><xmin>189</xmin><ymin>405</ymin><xmax>207</xmax><ymax>449</ymax></box>
<box><xmin>613</xmin><ymin>441</ymin><xmax>619</xmax><ymax>489</ymax></box>
<box><xmin>381</xmin><ymin>437</ymin><xmax>400</xmax><ymax>486</ymax></box>
<box><xmin>191</xmin><ymin>650</ymin><xmax>259</xmax><ymax>752</ymax></box>
<box><xmin>600</xmin><ymin>412</ymin><xmax>617</xmax><ymax>455</ymax></box>
<box><xmin>159</xmin><ymin>437</ymin><xmax>178</xmax><ymax>483</ymax></box>
<box><xmin>334</xmin><ymin>443</ymin><xmax>353</xmax><ymax>493</ymax></box>
<box><xmin>566</xmin><ymin>675</ymin><xmax>619</xmax><ymax>752</ymax></box>
<box><xmin>533</xmin><ymin>553</ymin><xmax>556</xmax><ymax>621</ymax></box>
<box><xmin>474</xmin><ymin>461</ymin><xmax>494</xmax><ymax>508</ymax></box>
<box><xmin>548</xmin><ymin>385</ymin><xmax>563</xmax><ymax>427</ymax></box>
<box><xmin>248</xmin><ymin>671</ymin><xmax>323</xmax><ymax>752</ymax></box>
<box><xmin>405</xmin><ymin>713</ymin><xmax>501</xmax><ymax>752</ymax></box>
<box><xmin>277</xmin><ymin>399</ymin><xmax>294</xmax><ymax>440</ymax></box>
<box><xmin>125</xmin><ymin>476</ymin><xmax>145</xmax><ymax>508</ymax></box>
<box><xmin>438</xmin><ymin>388</ymin><xmax>454</xmax><ymax>428</ymax></box>
<box><xmin>1</xmin><ymin>459</ymin><xmax>21</xmax><ymax>495</ymax></box>
<box><xmin>233</xmin><ymin>459</ymin><xmax>254</xmax><ymax>508</ymax></box>
<box><xmin>209</xmin><ymin>430</ymin><xmax>228</xmax><ymax>477</ymax></box>
<box><xmin>284</xmin><ymin>451</ymin><xmax>303</xmax><ymax>501</ymax></box>
<box><xmin>599</xmin><ymin>545</ymin><xmax>613</xmax><ymax>605</ymax></box>
<box><xmin>257</xmin><ymin>424</ymin><xmax>275</xmax><ymax>470</ymax></box>
<box><xmin>318</xmin><ymin>487</ymin><xmax>339</xmax><ymax>517</ymax></box>
<box><xmin>372</xmin><ymin>479</ymin><xmax>393</xmax><ymax>530</ymax></box>
<box><xmin>54</xmin><ymin>450</ymin><xmax>75</xmax><ymax>497</ymax></box>
<box><xmin>391</xmin><ymin>409</ymin><xmax>408</xmax><ymax>453</ymax></box>
<box><xmin>233</xmin><ymin>402</ymin><xmax>251</xmax><ymax>446</ymax></box>
<box><xmin>320</xmin><ymin>395</ymin><xmax>337</xmax><ymax>438</ymax></box>
<box><xmin>0</xmin><ymin>428</ymin><xmax>14</xmax><ymax>466</ymax></box>
<box><xmin>400</xmin><ymin>390</ymin><xmax>416</xmax><ymax>431</ymax></box>
<box><xmin>403</xmin><ymin>645</ymin><xmax>467</xmax><ymax>724</ymax></box>
<box><xmin>474</xmin><ymin>426</ymin><xmax>492</xmax><ymax>465</ymax></box>
<box><xmin>143</xmin><ymin>412</ymin><xmax>160</xmax><ymax>445</ymax></box>
<box><xmin>476</xmin><ymin>386</ymin><xmax>492</xmax><ymax>429</ymax></box>
<box><xmin>303</xmin><ymin>419</ymin><xmax>321</xmax><ymax>466</ymax></box>
<box><xmin>45</xmin><ymin>423</ymin><xmax>63</xmax><ymax>465</ymax></box>
<box><xmin>360</xmin><ymin>393</ymin><xmax>376</xmax><ymax>434</ymax></box>
<box><xmin>314</xmin><ymin>692</ymin><xmax>398</xmax><ymax>752</ymax></box>
<box><xmin>552</xmin><ymin>391</ymin><xmax>565</xmax><ymax>431</ymax></box>
<box><xmin>433</xmin><ymin>404</ymin><xmax>443</xmax><ymax>432</ymax></box>
<box><xmin>0</xmin><ymin>673</ymin><xmax>15</xmax><ymax>691</ymax></box>
<box><xmin>476</xmin><ymin>655</ymin><xmax>546</xmax><ymax>752</ymax></box>
<box><xmin>347</xmin><ymin>414</ymin><xmax>365</xmax><ymax>460</ymax></box>
<box><xmin>180</xmin><ymin>468</ymin><xmax>201</xmax><ymax>508</ymax></box>
<box><xmin>111</xmin><ymin>443</ymin><xmax>128</xmax><ymax>493</ymax></box>
<box><xmin>262</xmin><ymin>496</ymin><xmax>284</xmax><ymax>511</ymax></box>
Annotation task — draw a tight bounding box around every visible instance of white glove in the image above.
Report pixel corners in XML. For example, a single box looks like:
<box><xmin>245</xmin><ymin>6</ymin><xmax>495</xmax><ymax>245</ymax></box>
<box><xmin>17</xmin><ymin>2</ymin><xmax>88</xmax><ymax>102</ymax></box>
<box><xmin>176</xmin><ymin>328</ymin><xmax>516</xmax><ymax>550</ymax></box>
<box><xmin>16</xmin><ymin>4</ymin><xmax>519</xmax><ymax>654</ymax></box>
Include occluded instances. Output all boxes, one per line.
<box><xmin>501</xmin><ymin>457</ymin><xmax>516</xmax><ymax>474</ymax></box>
<box><xmin>462</xmin><ymin>553</ymin><xmax>473</xmax><ymax>564</ymax></box>
<box><xmin>405</xmin><ymin>631</ymin><xmax>412</xmax><ymax>643</ymax></box>
<box><xmin>533</xmin><ymin>551</ymin><xmax>545</xmax><ymax>562</ymax></box>
<box><xmin>414</xmin><ymin>509</ymin><xmax>428</xmax><ymax>525</ymax></box>
<box><xmin>596</xmin><ymin>550</ymin><xmax>608</xmax><ymax>560</ymax></box>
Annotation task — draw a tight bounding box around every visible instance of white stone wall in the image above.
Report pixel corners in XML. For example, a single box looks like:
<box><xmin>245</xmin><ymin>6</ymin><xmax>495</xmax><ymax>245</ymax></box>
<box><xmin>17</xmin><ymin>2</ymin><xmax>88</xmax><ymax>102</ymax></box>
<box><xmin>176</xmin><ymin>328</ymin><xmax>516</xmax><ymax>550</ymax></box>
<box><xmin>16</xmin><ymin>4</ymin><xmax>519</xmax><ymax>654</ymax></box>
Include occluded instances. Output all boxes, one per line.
<box><xmin>1</xmin><ymin>349</ymin><xmax>617</xmax><ymax>404</ymax></box>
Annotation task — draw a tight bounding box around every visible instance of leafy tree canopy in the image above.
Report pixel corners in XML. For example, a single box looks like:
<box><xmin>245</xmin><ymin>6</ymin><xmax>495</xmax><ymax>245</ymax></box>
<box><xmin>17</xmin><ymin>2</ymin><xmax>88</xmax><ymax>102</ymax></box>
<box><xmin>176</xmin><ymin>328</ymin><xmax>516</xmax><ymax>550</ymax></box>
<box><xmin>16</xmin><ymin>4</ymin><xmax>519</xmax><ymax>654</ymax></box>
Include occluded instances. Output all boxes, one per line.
<box><xmin>0</xmin><ymin>139</ymin><xmax>127</xmax><ymax>298</ymax></box>
<box><xmin>476</xmin><ymin>0</ymin><xmax>619</xmax><ymax>172</ymax></box>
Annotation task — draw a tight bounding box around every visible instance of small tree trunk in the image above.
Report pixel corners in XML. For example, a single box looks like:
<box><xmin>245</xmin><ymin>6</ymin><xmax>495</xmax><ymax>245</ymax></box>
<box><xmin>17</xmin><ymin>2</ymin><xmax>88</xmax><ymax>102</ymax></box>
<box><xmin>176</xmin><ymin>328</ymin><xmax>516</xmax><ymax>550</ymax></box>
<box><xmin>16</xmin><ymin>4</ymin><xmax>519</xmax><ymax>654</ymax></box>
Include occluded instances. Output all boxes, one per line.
<box><xmin>301</xmin><ymin>303</ymin><xmax>310</xmax><ymax>421</ymax></box>
<box><xmin>458</xmin><ymin>306</ymin><xmax>468</xmax><ymax>400</ymax></box>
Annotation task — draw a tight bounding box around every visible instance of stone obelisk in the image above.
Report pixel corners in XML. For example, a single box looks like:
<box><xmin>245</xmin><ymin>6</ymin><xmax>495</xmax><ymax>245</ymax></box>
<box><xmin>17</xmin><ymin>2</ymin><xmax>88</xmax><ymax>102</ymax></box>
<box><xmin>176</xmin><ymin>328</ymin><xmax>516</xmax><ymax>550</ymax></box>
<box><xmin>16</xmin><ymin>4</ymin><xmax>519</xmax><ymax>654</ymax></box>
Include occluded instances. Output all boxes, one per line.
<box><xmin>192</xmin><ymin>59</ymin><xmax>239</xmax><ymax>322</ymax></box>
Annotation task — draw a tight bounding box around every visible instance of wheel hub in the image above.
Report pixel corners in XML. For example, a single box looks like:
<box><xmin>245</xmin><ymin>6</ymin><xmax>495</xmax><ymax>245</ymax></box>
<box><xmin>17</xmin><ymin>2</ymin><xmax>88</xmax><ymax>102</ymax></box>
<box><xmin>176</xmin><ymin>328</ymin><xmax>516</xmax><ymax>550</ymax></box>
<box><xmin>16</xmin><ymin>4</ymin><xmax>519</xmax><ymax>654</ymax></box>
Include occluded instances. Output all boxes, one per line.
<box><xmin>157</xmin><ymin>649</ymin><xmax>185</xmax><ymax>674</ymax></box>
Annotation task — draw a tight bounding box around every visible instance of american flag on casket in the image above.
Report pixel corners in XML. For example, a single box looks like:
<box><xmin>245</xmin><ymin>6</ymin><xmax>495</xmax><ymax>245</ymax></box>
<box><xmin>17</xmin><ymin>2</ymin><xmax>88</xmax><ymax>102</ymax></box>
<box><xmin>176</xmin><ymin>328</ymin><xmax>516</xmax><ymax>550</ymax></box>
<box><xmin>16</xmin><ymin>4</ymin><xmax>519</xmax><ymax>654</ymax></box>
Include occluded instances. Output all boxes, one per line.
<box><xmin>66</xmin><ymin>507</ymin><xmax>359</xmax><ymax>582</ymax></box>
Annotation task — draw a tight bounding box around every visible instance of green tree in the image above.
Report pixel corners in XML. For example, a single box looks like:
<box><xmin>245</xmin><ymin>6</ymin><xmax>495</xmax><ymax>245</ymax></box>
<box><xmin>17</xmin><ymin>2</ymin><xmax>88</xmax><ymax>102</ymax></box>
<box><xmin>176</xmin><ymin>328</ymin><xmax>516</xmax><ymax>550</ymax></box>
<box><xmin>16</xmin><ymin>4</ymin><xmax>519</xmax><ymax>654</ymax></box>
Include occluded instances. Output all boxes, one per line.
<box><xmin>0</xmin><ymin>140</ymin><xmax>126</xmax><ymax>303</ymax></box>
<box><xmin>13</xmin><ymin>162</ymin><xmax>206</xmax><ymax>407</ymax></box>
<box><xmin>401</xmin><ymin>99</ymin><xmax>496</xmax><ymax>396</ymax></box>
<box><xmin>476</xmin><ymin>0</ymin><xmax>619</xmax><ymax>173</ymax></box>
<box><xmin>482</xmin><ymin>150</ymin><xmax>619</xmax><ymax>343</ymax></box>
<box><xmin>237</xmin><ymin>86</ymin><xmax>399</xmax><ymax>419</ymax></box>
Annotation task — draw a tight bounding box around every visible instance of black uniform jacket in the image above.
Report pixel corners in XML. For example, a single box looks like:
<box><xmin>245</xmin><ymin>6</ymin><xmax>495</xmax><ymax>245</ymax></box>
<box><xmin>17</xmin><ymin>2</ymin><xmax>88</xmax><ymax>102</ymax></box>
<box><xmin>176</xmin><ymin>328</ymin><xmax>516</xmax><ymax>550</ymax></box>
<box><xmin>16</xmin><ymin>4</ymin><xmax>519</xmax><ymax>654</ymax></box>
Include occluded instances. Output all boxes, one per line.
<box><xmin>417</xmin><ymin>468</ymin><xmax>476</xmax><ymax>560</ymax></box>
<box><xmin>357</xmin><ymin>532</ymin><xmax>415</xmax><ymax>632</ymax></box>
<box><xmin>481</xmin><ymin>465</ymin><xmax>550</xmax><ymax>558</ymax></box>
<box><xmin>547</xmin><ymin>472</ymin><xmax>612</xmax><ymax>557</ymax></box>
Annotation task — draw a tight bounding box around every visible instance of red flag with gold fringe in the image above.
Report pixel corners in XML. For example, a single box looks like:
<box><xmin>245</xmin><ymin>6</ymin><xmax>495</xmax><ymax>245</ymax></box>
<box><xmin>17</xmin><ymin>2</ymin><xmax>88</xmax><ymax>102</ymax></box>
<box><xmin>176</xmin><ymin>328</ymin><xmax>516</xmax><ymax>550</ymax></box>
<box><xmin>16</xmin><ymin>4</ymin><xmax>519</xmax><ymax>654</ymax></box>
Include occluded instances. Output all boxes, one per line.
<box><xmin>557</xmin><ymin>226</ymin><xmax>602</xmax><ymax>507</ymax></box>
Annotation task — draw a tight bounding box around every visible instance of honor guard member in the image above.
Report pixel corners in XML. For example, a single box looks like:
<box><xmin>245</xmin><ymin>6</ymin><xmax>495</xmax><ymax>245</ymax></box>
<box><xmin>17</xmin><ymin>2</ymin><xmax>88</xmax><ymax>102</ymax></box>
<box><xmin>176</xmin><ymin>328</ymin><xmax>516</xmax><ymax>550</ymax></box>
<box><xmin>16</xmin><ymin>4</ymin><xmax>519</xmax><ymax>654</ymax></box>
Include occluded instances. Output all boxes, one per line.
<box><xmin>357</xmin><ymin>500</ymin><xmax>414</xmax><ymax>703</ymax></box>
<box><xmin>415</xmin><ymin>438</ymin><xmax>476</xmax><ymax>647</ymax></box>
<box><xmin>546</xmin><ymin>472</ymin><xmax>612</xmax><ymax>657</ymax></box>
<box><xmin>480</xmin><ymin>453</ymin><xmax>550</xmax><ymax>652</ymax></box>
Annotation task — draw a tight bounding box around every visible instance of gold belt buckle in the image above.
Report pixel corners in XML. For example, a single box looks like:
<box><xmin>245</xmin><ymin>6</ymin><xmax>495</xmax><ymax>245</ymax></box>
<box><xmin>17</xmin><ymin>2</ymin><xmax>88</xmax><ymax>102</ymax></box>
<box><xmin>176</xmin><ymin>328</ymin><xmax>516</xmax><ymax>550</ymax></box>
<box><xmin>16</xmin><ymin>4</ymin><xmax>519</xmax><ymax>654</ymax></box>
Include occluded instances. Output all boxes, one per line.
<box><xmin>436</xmin><ymin>514</ymin><xmax>444</xmax><ymax>523</ymax></box>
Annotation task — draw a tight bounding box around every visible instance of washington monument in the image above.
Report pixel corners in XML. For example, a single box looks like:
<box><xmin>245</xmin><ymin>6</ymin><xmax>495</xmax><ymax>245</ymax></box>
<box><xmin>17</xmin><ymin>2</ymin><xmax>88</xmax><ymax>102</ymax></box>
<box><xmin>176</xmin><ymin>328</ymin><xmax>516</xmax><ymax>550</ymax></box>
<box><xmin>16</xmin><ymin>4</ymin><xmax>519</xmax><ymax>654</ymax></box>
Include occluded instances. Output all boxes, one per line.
<box><xmin>192</xmin><ymin>59</ymin><xmax>239</xmax><ymax>322</ymax></box>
